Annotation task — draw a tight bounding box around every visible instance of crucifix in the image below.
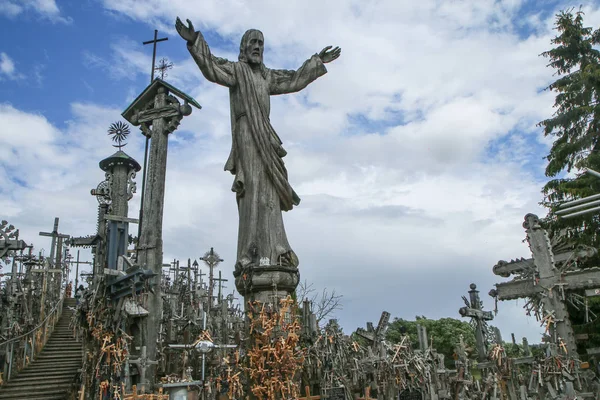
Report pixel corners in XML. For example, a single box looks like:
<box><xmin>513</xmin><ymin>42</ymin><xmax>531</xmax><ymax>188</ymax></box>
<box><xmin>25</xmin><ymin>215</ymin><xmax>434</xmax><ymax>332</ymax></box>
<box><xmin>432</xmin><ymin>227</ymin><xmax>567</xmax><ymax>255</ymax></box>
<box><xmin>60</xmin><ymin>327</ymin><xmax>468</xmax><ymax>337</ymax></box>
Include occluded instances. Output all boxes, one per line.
<box><xmin>489</xmin><ymin>213</ymin><xmax>600</xmax><ymax>355</ymax></box>
<box><xmin>200</xmin><ymin>247</ymin><xmax>223</xmax><ymax>312</ymax></box>
<box><xmin>128</xmin><ymin>346</ymin><xmax>159</xmax><ymax>393</ymax></box>
<box><xmin>459</xmin><ymin>283</ymin><xmax>494</xmax><ymax>362</ymax></box>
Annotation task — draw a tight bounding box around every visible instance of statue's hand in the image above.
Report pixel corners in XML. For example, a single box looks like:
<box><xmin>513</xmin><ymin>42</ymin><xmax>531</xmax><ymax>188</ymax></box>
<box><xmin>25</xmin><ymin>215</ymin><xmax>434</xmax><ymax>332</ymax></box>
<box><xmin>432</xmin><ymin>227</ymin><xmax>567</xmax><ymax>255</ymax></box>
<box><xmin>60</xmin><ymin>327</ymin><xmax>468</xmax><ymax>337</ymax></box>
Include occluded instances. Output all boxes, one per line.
<box><xmin>318</xmin><ymin>46</ymin><xmax>341</xmax><ymax>64</ymax></box>
<box><xmin>175</xmin><ymin>17</ymin><xmax>198</xmax><ymax>43</ymax></box>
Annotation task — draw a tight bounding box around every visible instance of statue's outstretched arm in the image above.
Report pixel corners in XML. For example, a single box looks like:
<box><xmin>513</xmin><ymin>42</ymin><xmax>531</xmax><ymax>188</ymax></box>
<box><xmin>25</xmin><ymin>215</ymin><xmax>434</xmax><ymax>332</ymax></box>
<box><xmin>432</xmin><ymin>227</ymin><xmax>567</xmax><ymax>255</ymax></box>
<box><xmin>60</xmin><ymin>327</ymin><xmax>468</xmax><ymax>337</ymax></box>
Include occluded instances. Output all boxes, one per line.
<box><xmin>176</xmin><ymin>17</ymin><xmax>236</xmax><ymax>88</ymax></box>
<box><xmin>176</xmin><ymin>17</ymin><xmax>199</xmax><ymax>44</ymax></box>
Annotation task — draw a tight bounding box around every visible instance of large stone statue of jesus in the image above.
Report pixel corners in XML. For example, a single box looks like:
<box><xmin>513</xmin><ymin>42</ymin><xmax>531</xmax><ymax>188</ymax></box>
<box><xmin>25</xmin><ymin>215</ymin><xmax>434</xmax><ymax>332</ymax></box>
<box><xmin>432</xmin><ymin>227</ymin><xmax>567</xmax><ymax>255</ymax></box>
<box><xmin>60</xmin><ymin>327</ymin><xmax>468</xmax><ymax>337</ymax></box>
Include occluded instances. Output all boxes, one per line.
<box><xmin>176</xmin><ymin>18</ymin><xmax>340</xmax><ymax>281</ymax></box>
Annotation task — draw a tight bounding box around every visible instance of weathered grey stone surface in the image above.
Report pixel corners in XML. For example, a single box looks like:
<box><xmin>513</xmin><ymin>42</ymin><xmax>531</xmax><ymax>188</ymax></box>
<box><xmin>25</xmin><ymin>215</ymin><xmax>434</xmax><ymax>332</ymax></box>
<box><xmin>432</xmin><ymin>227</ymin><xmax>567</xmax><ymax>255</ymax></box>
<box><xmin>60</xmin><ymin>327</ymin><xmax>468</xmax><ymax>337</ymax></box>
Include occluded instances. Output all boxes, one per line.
<box><xmin>176</xmin><ymin>18</ymin><xmax>340</xmax><ymax>303</ymax></box>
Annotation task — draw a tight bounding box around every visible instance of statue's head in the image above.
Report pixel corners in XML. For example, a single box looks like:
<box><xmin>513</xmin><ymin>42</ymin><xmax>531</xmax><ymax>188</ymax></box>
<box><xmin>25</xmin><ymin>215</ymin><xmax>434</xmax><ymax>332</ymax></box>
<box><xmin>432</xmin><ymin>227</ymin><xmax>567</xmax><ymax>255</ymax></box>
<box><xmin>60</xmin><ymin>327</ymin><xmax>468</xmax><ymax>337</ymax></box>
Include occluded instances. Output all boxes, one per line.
<box><xmin>239</xmin><ymin>29</ymin><xmax>264</xmax><ymax>66</ymax></box>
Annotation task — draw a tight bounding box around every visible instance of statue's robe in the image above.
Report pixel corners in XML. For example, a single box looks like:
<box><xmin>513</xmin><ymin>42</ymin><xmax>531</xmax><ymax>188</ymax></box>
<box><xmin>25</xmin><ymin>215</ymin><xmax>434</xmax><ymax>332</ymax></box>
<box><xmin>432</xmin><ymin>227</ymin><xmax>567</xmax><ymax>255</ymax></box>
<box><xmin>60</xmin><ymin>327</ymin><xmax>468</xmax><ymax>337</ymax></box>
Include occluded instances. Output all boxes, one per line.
<box><xmin>188</xmin><ymin>33</ymin><xmax>327</xmax><ymax>271</ymax></box>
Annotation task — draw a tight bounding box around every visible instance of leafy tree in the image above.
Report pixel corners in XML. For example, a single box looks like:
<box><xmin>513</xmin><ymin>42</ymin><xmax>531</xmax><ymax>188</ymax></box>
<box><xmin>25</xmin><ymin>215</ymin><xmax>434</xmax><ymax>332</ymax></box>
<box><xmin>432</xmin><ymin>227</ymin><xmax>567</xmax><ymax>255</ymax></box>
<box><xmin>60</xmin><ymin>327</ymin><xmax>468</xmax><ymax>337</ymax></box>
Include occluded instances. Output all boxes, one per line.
<box><xmin>386</xmin><ymin>316</ymin><xmax>476</xmax><ymax>367</ymax></box>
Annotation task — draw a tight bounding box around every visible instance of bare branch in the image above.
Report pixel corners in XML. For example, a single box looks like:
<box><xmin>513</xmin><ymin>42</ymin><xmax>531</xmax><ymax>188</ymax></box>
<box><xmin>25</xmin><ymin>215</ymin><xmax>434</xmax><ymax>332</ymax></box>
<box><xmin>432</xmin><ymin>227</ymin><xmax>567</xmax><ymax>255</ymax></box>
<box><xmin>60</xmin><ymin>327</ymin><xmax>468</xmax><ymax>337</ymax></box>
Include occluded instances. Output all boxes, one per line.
<box><xmin>314</xmin><ymin>288</ymin><xmax>343</xmax><ymax>324</ymax></box>
<box><xmin>297</xmin><ymin>279</ymin><xmax>316</xmax><ymax>302</ymax></box>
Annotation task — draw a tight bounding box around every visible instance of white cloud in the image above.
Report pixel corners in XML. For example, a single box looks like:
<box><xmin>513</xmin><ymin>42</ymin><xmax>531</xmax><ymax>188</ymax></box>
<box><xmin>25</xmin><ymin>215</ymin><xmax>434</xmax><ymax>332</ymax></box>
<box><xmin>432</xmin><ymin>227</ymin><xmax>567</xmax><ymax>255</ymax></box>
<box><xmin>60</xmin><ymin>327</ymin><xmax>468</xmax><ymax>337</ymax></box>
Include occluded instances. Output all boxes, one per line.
<box><xmin>83</xmin><ymin>38</ymin><xmax>152</xmax><ymax>81</ymax></box>
<box><xmin>0</xmin><ymin>52</ymin><xmax>15</xmax><ymax>75</ymax></box>
<box><xmin>0</xmin><ymin>52</ymin><xmax>24</xmax><ymax>80</ymax></box>
<box><xmin>0</xmin><ymin>0</ymin><xmax>71</xmax><ymax>23</ymax></box>
<box><xmin>0</xmin><ymin>0</ymin><xmax>21</xmax><ymax>18</ymax></box>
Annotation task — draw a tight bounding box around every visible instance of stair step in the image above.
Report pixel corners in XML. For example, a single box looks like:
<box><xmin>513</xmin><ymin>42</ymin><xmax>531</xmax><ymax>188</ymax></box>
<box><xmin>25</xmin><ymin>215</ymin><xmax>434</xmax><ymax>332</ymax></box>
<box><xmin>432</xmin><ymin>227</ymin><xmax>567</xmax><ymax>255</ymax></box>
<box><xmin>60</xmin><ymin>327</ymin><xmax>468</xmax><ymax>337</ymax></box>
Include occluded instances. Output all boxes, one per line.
<box><xmin>21</xmin><ymin>359</ymin><xmax>81</xmax><ymax>373</ymax></box>
<box><xmin>26</xmin><ymin>361</ymin><xmax>80</xmax><ymax>367</ymax></box>
<box><xmin>17</xmin><ymin>366</ymin><xmax>79</xmax><ymax>377</ymax></box>
<box><xmin>39</xmin><ymin>348</ymin><xmax>82</xmax><ymax>353</ymax></box>
<box><xmin>0</xmin><ymin>380</ymin><xmax>74</xmax><ymax>391</ymax></box>
<box><xmin>0</xmin><ymin>386</ymin><xmax>71</xmax><ymax>399</ymax></box>
<box><xmin>11</xmin><ymin>372</ymin><xmax>77</xmax><ymax>382</ymax></box>
<box><xmin>0</xmin><ymin>396</ymin><xmax>67</xmax><ymax>400</ymax></box>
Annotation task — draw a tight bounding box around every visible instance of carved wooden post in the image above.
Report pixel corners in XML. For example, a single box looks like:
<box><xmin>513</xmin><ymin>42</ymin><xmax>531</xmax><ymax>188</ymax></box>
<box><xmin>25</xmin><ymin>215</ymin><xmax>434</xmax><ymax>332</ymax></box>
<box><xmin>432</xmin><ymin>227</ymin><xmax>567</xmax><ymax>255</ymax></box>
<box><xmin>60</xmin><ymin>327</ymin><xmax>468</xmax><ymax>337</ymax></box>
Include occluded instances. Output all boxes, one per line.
<box><xmin>122</xmin><ymin>79</ymin><xmax>200</xmax><ymax>391</ymax></box>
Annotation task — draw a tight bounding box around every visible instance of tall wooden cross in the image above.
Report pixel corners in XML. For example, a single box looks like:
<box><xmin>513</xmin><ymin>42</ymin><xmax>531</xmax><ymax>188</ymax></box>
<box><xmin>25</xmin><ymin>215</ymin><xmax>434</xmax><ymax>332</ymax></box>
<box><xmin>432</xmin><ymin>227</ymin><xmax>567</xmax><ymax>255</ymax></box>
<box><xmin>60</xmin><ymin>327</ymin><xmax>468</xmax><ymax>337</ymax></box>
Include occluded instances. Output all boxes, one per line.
<box><xmin>39</xmin><ymin>217</ymin><xmax>70</xmax><ymax>267</ymax></box>
<box><xmin>490</xmin><ymin>213</ymin><xmax>600</xmax><ymax>355</ymax></box>
<box><xmin>214</xmin><ymin>270</ymin><xmax>228</xmax><ymax>302</ymax></box>
<box><xmin>38</xmin><ymin>217</ymin><xmax>70</xmax><ymax>316</ymax></box>
<box><xmin>459</xmin><ymin>283</ymin><xmax>494</xmax><ymax>362</ymax></box>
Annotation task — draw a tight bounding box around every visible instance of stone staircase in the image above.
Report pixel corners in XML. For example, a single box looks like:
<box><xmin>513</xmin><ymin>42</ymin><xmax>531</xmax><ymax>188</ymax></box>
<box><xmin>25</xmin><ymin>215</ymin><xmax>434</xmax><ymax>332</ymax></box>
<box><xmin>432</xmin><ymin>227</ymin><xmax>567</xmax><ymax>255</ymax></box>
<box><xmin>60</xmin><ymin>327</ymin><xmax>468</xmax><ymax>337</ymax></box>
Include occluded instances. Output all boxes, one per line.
<box><xmin>0</xmin><ymin>298</ymin><xmax>81</xmax><ymax>400</ymax></box>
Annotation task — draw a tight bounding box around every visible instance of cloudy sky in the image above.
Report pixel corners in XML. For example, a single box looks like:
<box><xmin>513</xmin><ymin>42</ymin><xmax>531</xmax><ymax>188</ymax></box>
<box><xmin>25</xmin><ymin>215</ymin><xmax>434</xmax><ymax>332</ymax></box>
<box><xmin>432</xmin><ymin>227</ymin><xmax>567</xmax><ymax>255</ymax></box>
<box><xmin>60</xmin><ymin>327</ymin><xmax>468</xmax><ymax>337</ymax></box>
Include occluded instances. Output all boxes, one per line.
<box><xmin>2</xmin><ymin>0</ymin><xmax>600</xmax><ymax>342</ymax></box>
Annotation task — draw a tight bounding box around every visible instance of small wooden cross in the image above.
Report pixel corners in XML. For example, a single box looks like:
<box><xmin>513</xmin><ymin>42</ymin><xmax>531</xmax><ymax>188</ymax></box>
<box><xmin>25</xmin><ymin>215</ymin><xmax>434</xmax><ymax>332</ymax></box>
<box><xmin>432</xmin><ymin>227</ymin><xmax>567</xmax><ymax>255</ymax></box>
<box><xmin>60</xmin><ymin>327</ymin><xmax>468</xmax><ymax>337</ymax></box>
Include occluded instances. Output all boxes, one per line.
<box><xmin>357</xmin><ymin>387</ymin><xmax>374</xmax><ymax>400</ymax></box>
<box><xmin>297</xmin><ymin>386</ymin><xmax>320</xmax><ymax>400</ymax></box>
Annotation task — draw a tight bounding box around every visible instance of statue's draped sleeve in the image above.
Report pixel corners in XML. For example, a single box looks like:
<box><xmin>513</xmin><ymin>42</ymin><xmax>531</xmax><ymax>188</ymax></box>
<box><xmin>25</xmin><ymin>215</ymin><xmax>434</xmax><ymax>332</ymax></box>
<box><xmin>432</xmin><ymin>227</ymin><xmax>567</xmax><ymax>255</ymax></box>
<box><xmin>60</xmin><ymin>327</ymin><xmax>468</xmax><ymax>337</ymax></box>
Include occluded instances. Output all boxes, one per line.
<box><xmin>186</xmin><ymin>32</ymin><xmax>239</xmax><ymax>178</ymax></box>
<box><xmin>268</xmin><ymin>55</ymin><xmax>327</xmax><ymax>95</ymax></box>
<box><xmin>187</xmin><ymin>32</ymin><xmax>237</xmax><ymax>88</ymax></box>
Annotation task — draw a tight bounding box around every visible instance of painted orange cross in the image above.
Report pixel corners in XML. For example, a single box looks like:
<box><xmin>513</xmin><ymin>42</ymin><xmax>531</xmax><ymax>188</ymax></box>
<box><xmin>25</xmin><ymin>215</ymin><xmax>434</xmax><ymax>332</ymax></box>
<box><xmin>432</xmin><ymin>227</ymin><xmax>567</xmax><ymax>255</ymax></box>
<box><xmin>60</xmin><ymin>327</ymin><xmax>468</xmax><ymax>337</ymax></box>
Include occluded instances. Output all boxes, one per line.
<box><xmin>297</xmin><ymin>386</ymin><xmax>320</xmax><ymax>400</ymax></box>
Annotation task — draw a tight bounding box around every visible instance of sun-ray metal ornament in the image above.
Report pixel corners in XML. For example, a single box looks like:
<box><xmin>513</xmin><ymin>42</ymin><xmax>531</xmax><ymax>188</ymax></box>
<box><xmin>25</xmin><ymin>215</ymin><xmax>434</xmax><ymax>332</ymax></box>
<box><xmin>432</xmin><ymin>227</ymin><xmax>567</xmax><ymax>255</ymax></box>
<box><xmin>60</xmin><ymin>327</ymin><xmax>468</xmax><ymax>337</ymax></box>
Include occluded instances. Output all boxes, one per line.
<box><xmin>201</xmin><ymin>248</ymin><xmax>222</xmax><ymax>268</ymax></box>
<box><xmin>107</xmin><ymin>121</ymin><xmax>131</xmax><ymax>150</ymax></box>
<box><xmin>155</xmin><ymin>57</ymin><xmax>173</xmax><ymax>80</ymax></box>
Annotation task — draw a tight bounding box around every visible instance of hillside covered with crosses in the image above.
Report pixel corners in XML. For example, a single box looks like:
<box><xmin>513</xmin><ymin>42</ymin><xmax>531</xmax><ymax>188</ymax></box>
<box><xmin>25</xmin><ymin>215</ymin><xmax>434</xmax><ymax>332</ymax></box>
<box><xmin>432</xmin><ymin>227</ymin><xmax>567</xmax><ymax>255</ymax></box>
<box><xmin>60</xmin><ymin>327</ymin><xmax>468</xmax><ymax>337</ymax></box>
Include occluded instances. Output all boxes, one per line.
<box><xmin>2</xmin><ymin>2</ymin><xmax>600</xmax><ymax>400</ymax></box>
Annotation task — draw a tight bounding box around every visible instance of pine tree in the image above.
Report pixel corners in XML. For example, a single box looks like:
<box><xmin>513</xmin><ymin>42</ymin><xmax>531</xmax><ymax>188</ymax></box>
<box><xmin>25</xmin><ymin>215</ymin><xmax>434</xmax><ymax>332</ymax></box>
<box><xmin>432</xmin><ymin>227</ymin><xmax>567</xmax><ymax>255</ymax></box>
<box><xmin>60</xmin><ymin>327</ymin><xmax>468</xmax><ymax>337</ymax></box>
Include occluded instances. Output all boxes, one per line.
<box><xmin>540</xmin><ymin>8</ymin><xmax>600</xmax><ymax>246</ymax></box>
<box><xmin>539</xmin><ymin>8</ymin><xmax>600</xmax><ymax>357</ymax></box>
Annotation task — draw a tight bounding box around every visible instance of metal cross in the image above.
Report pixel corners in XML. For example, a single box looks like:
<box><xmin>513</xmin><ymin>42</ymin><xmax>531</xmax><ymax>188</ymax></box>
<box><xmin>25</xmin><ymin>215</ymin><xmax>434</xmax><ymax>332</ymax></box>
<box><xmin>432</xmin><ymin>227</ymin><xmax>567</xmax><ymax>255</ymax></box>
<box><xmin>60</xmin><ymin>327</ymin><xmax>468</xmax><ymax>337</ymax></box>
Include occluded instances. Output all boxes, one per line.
<box><xmin>142</xmin><ymin>30</ymin><xmax>168</xmax><ymax>83</ymax></box>
<box><xmin>154</xmin><ymin>57</ymin><xmax>173</xmax><ymax>80</ymax></box>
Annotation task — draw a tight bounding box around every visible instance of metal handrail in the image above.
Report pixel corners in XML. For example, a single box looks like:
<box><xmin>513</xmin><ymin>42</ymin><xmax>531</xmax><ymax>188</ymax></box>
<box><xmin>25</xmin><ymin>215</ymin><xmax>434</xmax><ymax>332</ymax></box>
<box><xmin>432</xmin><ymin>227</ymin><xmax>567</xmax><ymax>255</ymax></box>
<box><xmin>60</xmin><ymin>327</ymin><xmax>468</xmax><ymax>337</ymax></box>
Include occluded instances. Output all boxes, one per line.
<box><xmin>0</xmin><ymin>295</ymin><xmax>65</xmax><ymax>384</ymax></box>
<box><xmin>0</xmin><ymin>296</ymin><xmax>64</xmax><ymax>347</ymax></box>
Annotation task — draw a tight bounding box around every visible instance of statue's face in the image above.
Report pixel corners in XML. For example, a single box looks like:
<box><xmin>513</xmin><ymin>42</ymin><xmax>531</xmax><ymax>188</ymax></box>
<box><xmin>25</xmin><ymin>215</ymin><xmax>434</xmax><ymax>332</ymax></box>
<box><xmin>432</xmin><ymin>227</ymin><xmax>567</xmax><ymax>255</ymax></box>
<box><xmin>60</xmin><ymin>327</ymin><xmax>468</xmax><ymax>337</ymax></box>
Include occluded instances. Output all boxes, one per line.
<box><xmin>244</xmin><ymin>30</ymin><xmax>264</xmax><ymax>65</ymax></box>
